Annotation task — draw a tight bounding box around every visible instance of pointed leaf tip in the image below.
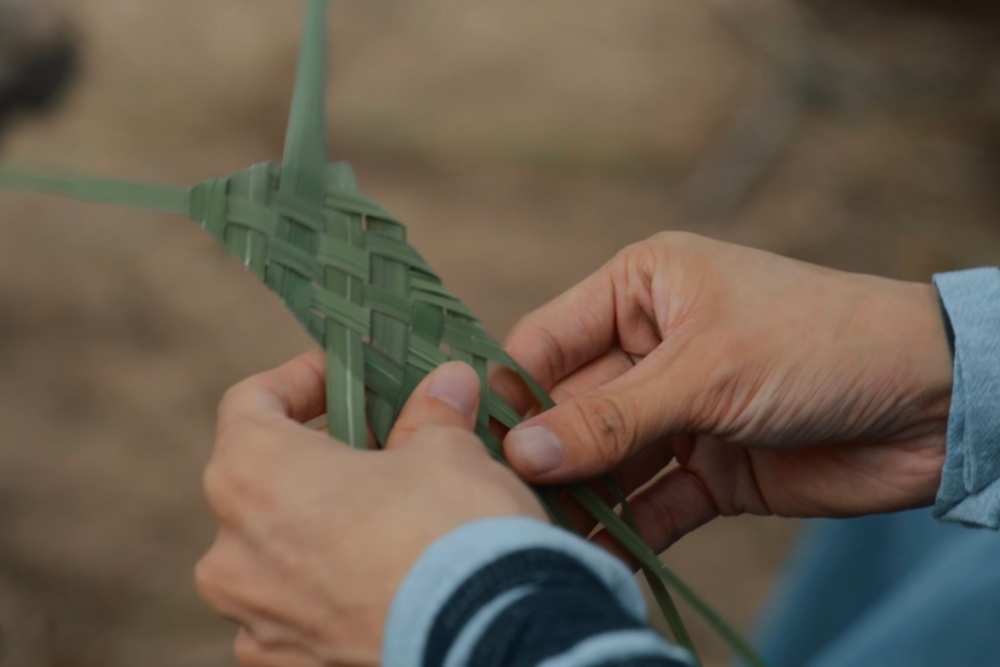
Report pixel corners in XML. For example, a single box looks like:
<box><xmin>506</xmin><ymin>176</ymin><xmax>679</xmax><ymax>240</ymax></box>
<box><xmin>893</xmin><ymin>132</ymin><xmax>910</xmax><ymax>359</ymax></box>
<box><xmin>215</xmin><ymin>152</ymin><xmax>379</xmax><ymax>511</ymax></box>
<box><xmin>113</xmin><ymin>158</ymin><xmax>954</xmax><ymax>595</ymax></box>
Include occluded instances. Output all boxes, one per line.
<box><xmin>281</xmin><ymin>0</ymin><xmax>331</xmax><ymax>199</ymax></box>
<box><xmin>0</xmin><ymin>167</ymin><xmax>190</xmax><ymax>215</ymax></box>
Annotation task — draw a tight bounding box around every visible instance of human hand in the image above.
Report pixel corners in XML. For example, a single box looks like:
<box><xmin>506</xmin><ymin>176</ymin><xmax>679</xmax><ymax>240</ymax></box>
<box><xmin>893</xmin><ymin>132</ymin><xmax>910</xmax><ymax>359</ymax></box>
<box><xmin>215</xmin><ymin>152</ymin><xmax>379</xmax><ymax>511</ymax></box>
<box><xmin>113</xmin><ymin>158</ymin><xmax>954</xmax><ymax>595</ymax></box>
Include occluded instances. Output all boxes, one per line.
<box><xmin>196</xmin><ymin>352</ymin><xmax>546</xmax><ymax>667</ymax></box>
<box><xmin>500</xmin><ymin>232</ymin><xmax>953</xmax><ymax>555</ymax></box>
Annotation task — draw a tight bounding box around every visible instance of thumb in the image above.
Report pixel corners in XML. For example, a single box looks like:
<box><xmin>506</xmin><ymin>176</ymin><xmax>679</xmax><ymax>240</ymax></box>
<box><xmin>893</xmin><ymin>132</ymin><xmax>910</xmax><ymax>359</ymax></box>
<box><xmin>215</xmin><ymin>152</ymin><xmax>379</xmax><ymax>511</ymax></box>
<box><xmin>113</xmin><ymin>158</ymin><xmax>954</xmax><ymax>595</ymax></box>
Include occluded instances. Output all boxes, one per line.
<box><xmin>385</xmin><ymin>362</ymin><xmax>481</xmax><ymax>448</ymax></box>
<box><xmin>504</xmin><ymin>363</ymin><xmax>687</xmax><ymax>483</ymax></box>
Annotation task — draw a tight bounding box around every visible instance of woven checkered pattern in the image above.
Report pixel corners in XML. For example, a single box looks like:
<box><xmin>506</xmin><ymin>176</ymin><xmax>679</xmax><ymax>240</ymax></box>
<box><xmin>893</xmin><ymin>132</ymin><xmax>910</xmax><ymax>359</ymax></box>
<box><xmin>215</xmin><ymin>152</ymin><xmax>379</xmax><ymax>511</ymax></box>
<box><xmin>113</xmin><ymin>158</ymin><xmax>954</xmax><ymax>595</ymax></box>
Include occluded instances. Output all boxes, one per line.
<box><xmin>189</xmin><ymin>161</ymin><xmax>545</xmax><ymax>450</ymax></box>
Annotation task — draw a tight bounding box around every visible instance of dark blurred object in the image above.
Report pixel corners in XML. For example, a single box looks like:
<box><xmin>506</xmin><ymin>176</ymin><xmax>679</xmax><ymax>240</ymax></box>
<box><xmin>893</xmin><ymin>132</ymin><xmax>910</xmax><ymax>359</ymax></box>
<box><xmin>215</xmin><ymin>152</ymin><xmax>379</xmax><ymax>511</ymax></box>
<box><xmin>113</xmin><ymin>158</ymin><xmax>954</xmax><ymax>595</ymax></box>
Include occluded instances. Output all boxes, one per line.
<box><xmin>687</xmin><ymin>0</ymin><xmax>1000</xmax><ymax>219</ymax></box>
<box><xmin>0</xmin><ymin>573</ymin><xmax>51</xmax><ymax>665</ymax></box>
<box><xmin>0</xmin><ymin>0</ymin><xmax>78</xmax><ymax>133</ymax></box>
<box><xmin>688</xmin><ymin>0</ymin><xmax>881</xmax><ymax>218</ymax></box>
<box><xmin>0</xmin><ymin>9</ymin><xmax>75</xmax><ymax>666</ymax></box>
<box><xmin>811</xmin><ymin>0</ymin><xmax>1000</xmax><ymax>18</ymax></box>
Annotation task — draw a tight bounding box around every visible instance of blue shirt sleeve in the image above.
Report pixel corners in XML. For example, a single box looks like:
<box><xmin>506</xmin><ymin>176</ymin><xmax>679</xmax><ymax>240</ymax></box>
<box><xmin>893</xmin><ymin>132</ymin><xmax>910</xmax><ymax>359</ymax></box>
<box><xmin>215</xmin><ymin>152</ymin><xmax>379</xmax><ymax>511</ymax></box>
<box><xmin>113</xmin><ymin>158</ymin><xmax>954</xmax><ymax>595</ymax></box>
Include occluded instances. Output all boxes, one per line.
<box><xmin>383</xmin><ymin>516</ymin><xmax>694</xmax><ymax>667</ymax></box>
<box><xmin>932</xmin><ymin>267</ymin><xmax>1000</xmax><ymax>528</ymax></box>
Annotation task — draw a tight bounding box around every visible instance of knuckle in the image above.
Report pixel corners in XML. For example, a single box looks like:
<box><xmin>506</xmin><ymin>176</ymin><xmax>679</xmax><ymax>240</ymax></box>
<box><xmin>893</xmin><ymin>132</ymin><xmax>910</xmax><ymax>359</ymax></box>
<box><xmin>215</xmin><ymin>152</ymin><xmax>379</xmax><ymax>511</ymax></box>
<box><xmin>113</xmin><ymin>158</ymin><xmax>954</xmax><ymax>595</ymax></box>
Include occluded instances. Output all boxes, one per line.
<box><xmin>639</xmin><ymin>231</ymin><xmax>705</xmax><ymax>271</ymax></box>
<box><xmin>202</xmin><ymin>454</ymin><xmax>265</xmax><ymax>524</ymax></box>
<box><xmin>217</xmin><ymin>381</ymin><xmax>250</xmax><ymax>421</ymax></box>
<box><xmin>629</xmin><ymin>470</ymin><xmax>719</xmax><ymax>550</ymax></box>
<box><xmin>613</xmin><ymin>240</ymin><xmax>668</xmax><ymax>299</ymax></box>
<box><xmin>621</xmin><ymin>231</ymin><xmax>704</xmax><ymax>268</ymax></box>
<box><xmin>615</xmin><ymin>238</ymin><xmax>659</xmax><ymax>269</ymax></box>
<box><xmin>403</xmin><ymin>428</ymin><xmax>496</xmax><ymax>480</ymax></box>
<box><xmin>534</xmin><ymin>325</ymin><xmax>569</xmax><ymax>383</ymax></box>
<box><xmin>217</xmin><ymin>375</ymin><xmax>275</xmax><ymax>427</ymax></box>
<box><xmin>423</xmin><ymin>426</ymin><xmax>483</xmax><ymax>458</ymax></box>
<box><xmin>649</xmin><ymin>230</ymin><xmax>699</xmax><ymax>249</ymax></box>
<box><xmin>390</xmin><ymin>412</ymin><xmax>476</xmax><ymax>450</ymax></box>
<box><xmin>572</xmin><ymin>395</ymin><xmax>636</xmax><ymax>465</ymax></box>
<box><xmin>201</xmin><ymin>460</ymin><xmax>230</xmax><ymax>512</ymax></box>
<box><xmin>506</xmin><ymin>312</ymin><xmax>533</xmax><ymax>345</ymax></box>
<box><xmin>507</xmin><ymin>314</ymin><xmax>567</xmax><ymax>385</ymax></box>
<box><xmin>630</xmin><ymin>489</ymin><xmax>682</xmax><ymax>550</ymax></box>
<box><xmin>616</xmin><ymin>241</ymin><xmax>659</xmax><ymax>299</ymax></box>
<box><xmin>234</xmin><ymin>634</ymin><xmax>271</xmax><ymax>667</ymax></box>
<box><xmin>193</xmin><ymin>554</ymin><xmax>226</xmax><ymax>604</ymax></box>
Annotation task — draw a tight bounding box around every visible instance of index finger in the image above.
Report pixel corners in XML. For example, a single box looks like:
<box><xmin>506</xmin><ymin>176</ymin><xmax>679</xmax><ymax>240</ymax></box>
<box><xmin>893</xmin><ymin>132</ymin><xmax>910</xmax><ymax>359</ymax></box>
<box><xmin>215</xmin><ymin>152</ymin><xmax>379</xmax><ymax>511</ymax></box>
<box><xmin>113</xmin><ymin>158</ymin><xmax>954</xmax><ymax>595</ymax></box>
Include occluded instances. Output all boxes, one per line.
<box><xmin>216</xmin><ymin>349</ymin><xmax>328</xmax><ymax>433</ymax></box>
<box><xmin>504</xmin><ymin>261</ymin><xmax>616</xmax><ymax>392</ymax></box>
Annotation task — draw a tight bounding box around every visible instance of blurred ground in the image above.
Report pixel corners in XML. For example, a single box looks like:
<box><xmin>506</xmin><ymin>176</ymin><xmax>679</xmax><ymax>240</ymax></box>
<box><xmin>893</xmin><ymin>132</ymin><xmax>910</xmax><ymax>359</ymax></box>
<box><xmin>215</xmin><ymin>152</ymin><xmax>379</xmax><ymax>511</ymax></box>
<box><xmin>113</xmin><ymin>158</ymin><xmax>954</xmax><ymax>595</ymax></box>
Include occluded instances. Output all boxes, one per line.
<box><xmin>0</xmin><ymin>1</ymin><xmax>997</xmax><ymax>666</ymax></box>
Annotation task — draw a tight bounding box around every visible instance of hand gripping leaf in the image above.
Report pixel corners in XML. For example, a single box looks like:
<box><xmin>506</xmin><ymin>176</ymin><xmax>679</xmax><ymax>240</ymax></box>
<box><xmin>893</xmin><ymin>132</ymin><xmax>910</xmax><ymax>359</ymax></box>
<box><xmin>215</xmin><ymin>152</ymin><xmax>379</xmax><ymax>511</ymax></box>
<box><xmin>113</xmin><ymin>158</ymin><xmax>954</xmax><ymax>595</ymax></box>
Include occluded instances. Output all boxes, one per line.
<box><xmin>0</xmin><ymin>2</ymin><xmax>766</xmax><ymax>665</ymax></box>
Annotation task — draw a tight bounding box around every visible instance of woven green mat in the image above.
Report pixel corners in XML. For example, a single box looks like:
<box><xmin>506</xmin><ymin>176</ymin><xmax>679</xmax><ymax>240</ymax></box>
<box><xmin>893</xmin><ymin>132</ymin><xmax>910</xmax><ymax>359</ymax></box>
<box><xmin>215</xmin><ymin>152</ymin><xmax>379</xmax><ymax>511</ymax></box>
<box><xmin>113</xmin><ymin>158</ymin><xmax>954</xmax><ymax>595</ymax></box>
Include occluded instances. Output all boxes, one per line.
<box><xmin>0</xmin><ymin>2</ymin><xmax>767</xmax><ymax>665</ymax></box>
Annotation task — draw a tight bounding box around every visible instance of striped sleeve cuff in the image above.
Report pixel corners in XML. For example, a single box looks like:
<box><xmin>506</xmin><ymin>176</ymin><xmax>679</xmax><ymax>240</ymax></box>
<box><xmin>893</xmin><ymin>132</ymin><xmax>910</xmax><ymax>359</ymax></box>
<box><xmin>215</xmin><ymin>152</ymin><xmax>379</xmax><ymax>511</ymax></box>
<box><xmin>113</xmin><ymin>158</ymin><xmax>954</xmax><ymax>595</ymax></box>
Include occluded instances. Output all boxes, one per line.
<box><xmin>933</xmin><ymin>268</ymin><xmax>1000</xmax><ymax>528</ymax></box>
<box><xmin>383</xmin><ymin>517</ymin><xmax>693</xmax><ymax>667</ymax></box>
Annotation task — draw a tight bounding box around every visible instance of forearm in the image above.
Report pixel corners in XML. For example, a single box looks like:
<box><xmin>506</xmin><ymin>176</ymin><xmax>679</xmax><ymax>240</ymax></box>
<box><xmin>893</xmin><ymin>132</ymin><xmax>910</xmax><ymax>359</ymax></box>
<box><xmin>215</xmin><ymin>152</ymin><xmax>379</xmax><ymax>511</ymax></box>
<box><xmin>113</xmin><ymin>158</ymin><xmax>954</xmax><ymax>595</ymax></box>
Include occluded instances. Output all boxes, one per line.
<box><xmin>384</xmin><ymin>517</ymin><xmax>694</xmax><ymax>667</ymax></box>
<box><xmin>933</xmin><ymin>267</ymin><xmax>1000</xmax><ymax>528</ymax></box>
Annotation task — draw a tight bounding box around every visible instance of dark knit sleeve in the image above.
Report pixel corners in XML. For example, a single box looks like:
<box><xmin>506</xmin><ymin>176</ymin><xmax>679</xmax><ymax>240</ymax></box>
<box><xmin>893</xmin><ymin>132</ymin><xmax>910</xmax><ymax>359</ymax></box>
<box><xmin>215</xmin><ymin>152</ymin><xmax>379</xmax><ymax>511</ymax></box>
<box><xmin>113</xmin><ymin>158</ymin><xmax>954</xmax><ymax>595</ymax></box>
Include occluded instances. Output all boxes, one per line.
<box><xmin>383</xmin><ymin>517</ymin><xmax>694</xmax><ymax>667</ymax></box>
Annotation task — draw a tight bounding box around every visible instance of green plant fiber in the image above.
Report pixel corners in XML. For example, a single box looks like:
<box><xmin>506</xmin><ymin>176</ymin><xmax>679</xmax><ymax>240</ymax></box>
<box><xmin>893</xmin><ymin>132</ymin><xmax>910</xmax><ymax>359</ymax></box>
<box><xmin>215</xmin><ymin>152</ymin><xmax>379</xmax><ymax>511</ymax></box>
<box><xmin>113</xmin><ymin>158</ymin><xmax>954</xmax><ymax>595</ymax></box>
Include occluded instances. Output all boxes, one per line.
<box><xmin>0</xmin><ymin>2</ymin><xmax>767</xmax><ymax>665</ymax></box>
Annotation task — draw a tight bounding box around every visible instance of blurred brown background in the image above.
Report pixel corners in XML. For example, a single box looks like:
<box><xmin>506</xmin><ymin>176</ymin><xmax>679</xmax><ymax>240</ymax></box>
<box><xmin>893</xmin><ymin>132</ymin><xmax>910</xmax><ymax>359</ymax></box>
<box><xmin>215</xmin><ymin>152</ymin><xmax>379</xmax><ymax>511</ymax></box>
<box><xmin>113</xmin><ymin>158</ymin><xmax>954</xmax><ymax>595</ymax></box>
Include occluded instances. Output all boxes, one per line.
<box><xmin>0</xmin><ymin>1</ymin><xmax>997</xmax><ymax>666</ymax></box>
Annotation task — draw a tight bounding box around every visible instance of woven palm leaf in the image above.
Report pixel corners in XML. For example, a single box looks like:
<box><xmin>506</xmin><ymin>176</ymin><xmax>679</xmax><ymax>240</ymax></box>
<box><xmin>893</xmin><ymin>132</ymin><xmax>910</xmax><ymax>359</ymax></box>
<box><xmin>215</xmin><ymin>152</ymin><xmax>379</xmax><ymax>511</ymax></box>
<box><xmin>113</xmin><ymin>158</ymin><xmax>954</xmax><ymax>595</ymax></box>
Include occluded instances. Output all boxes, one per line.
<box><xmin>0</xmin><ymin>2</ymin><xmax>766</xmax><ymax>665</ymax></box>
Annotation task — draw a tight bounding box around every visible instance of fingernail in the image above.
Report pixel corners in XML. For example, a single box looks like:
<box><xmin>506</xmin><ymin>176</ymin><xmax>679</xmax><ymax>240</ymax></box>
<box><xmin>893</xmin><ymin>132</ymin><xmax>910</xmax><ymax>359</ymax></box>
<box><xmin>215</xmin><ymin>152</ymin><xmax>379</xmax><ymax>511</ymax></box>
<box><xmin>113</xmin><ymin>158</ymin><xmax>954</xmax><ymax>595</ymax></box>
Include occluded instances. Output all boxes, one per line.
<box><xmin>507</xmin><ymin>425</ymin><xmax>564</xmax><ymax>476</ymax></box>
<box><xmin>426</xmin><ymin>364</ymin><xmax>479</xmax><ymax>417</ymax></box>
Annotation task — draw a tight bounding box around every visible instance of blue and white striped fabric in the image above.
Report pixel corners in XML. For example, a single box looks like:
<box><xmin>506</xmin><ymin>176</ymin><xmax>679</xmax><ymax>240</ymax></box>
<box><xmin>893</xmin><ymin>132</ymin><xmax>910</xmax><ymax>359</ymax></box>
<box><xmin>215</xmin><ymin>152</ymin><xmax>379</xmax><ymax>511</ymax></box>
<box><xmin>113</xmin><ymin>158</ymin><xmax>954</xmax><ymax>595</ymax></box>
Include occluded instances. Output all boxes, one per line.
<box><xmin>384</xmin><ymin>517</ymin><xmax>693</xmax><ymax>667</ymax></box>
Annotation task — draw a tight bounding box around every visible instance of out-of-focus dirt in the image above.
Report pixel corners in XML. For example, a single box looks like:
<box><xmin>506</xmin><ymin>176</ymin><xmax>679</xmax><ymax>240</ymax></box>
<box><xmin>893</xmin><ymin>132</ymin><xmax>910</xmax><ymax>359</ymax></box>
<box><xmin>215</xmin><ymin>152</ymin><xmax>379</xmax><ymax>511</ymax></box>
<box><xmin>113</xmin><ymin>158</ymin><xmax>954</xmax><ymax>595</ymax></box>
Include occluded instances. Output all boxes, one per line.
<box><xmin>0</xmin><ymin>2</ymin><xmax>997</xmax><ymax>666</ymax></box>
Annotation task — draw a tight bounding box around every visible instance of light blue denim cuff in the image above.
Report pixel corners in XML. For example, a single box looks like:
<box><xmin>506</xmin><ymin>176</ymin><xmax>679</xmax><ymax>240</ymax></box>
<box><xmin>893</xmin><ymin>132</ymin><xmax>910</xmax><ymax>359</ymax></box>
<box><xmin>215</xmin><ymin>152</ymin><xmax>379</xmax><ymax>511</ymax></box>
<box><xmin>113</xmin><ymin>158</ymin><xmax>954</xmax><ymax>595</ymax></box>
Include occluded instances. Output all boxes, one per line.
<box><xmin>382</xmin><ymin>517</ymin><xmax>671</xmax><ymax>667</ymax></box>
<box><xmin>932</xmin><ymin>268</ymin><xmax>1000</xmax><ymax>528</ymax></box>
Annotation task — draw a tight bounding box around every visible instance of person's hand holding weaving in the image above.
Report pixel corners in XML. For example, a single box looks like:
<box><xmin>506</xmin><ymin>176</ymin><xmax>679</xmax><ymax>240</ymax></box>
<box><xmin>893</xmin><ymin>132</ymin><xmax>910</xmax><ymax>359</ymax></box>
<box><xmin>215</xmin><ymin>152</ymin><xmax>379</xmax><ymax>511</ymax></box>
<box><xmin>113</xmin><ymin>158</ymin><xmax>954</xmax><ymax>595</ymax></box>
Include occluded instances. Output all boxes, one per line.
<box><xmin>501</xmin><ymin>232</ymin><xmax>955</xmax><ymax>557</ymax></box>
<box><xmin>195</xmin><ymin>353</ymin><xmax>546</xmax><ymax>667</ymax></box>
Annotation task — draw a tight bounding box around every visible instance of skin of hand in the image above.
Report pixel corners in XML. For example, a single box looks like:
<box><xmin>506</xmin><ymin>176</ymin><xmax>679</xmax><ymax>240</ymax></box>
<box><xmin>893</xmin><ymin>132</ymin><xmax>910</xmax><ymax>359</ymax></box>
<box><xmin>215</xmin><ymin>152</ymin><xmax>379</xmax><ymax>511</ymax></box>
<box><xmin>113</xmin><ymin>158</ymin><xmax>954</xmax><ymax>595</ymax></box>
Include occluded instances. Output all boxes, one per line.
<box><xmin>196</xmin><ymin>352</ymin><xmax>546</xmax><ymax>667</ymax></box>
<box><xmin>499</xmin><ymin>232</ymin><xmax>954</xmax><ymax>557</ymax></box>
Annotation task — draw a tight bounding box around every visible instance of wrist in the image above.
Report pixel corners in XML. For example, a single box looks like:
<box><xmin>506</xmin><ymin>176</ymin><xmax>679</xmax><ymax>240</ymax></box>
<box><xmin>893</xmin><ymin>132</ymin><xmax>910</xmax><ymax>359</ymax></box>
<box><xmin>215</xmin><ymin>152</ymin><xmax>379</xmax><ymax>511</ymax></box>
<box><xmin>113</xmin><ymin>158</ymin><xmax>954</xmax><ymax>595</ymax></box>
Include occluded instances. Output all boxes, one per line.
<box><xmin>900</xmin><ymin>280</ymin><xmax>954</xmax><ymax>423</ymax></box>
<box><xmin>850</xmin><ymin>275</ymin><xmax>953</xmax><ymax>437</ymax></box>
